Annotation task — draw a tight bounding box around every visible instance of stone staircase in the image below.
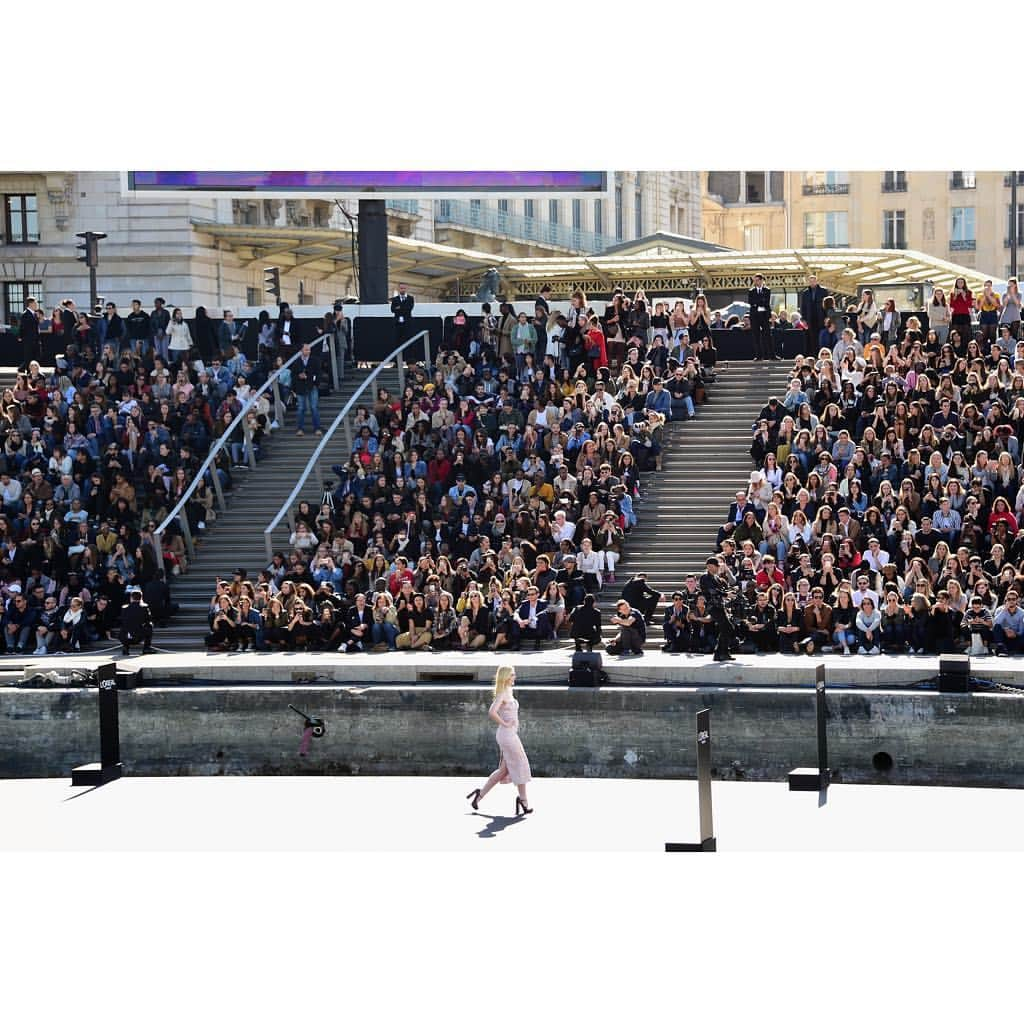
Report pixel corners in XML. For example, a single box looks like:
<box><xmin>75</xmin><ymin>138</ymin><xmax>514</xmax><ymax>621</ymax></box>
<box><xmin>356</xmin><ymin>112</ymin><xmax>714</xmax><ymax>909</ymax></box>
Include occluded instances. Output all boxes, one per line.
<box><xmin>593</xmin><ymin>360</ymin><xmax>793</xmax><ymax>649</ymax></box>
<box><xmin>155</xmin><ymin>367</ymin><xmax>381</xmax><ymax>651</ymax></box>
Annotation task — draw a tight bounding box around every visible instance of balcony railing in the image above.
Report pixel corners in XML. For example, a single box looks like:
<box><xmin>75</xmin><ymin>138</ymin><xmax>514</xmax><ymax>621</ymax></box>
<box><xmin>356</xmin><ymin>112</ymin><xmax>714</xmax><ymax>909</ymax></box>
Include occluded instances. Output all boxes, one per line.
<box><xmin>950</xmin><ymin>239</ymin><xmax>977</xmax><ymax>251</ymax></box>
<box><xmin>434</xmin><ymin>199</ymin><xmax>611</xmax><ymax>253</ymax></box>
<box><xmin>1005</xmin><ymin>173</ymin><xmax>1024</xmax><ymax>187</ymax></box>
<box><xmin>1005</xmin><ymin>237</ymin><xmax>1023</xmax><ymax>248</ymax></box>
<box><xmin>882</xmin><ymin>239</ymin><xmax>908</xmax><ymax>250</ymax></box>
<box><xmin>386</xmin><ymin>199</ymin><xmax>422</xmax><ymax>215</ymax></box>
<box><xmin>801</xmin><ymin>183</ymin><xmax>850</xmax><ymax>196</ymax></box>
<box><xmin>950</xmin><ymin>177</ymin><xmax>976</xmax><ymax>190</ymax></box>
<box><xmin>881</xmin><ymin>179</ymin><xmax>908</xmax><ymax>193</ymax></box>
<box><xmin>803</xmin><ymin>241</ymin><xmax>850</xmax><ymax>249</ymax></box>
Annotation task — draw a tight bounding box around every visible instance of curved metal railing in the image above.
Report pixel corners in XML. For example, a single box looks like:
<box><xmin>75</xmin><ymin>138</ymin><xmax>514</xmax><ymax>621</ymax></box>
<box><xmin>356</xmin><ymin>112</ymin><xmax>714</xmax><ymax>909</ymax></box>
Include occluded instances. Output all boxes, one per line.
<box><xmin>153</xmin><ymin>344</ymin><xmax>314</xmax><ymax>564</ymax></box>
<box><xmin>262</xmin><ymin>329</ymin><xmax>431</xmax><ymax>561</ymax></box>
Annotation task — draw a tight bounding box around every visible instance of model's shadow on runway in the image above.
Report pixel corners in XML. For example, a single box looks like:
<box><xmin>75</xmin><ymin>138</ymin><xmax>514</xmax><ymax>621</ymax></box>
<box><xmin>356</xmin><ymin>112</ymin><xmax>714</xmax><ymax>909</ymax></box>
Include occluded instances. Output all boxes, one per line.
<box><xmin>470</xmin><ymin>811</ymin><xmax>527</xmax><ymax>839</ymax></box>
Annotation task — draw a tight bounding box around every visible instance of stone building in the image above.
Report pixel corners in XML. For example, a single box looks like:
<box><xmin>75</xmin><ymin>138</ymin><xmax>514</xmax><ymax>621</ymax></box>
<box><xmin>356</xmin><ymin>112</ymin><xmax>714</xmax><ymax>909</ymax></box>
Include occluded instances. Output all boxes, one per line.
<box><xmin>0</xmin><ymin>171</ymin><xmax>702</xmax><ymax>322</ymax></box>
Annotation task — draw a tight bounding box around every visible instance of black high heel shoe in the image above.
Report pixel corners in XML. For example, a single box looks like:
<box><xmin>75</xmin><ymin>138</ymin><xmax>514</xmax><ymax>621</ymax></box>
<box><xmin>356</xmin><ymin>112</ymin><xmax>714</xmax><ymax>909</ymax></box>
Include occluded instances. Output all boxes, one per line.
<box><xmin>515</xmin><ymin>797</ymin><xmax>533</xmax><ymax>816</ymax></box>
<box><xmin>466</xmin><ymin>788</ymin><xmax>482</xmax><ymax>811</ymax></box>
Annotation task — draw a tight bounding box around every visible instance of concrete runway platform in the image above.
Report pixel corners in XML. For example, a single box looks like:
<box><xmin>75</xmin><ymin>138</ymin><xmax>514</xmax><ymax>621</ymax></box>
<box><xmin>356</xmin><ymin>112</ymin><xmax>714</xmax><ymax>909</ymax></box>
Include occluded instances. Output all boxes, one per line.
<box><xmin>6</xmin><ymin>648</ymin><xmax>1016</xmax><ymax>688</ymax></box>
<box><xmin>5</xmin><ymin>775</ymin><xmax>1024</xmax><ymax>851</ymax></box>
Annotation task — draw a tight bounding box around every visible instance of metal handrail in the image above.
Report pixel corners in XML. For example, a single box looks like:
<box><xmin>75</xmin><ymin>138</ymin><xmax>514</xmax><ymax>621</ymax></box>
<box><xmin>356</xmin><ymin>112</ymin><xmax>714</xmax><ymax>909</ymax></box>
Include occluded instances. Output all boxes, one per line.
<box><xmin>152</xmin><ymin>344</ymin><xmax>314</xmax><ymax>564</ymax></box>
<box><xmin>262</xmin><ymin>329</ymin><xmax>431</xmax><ymax>561</ymax></box>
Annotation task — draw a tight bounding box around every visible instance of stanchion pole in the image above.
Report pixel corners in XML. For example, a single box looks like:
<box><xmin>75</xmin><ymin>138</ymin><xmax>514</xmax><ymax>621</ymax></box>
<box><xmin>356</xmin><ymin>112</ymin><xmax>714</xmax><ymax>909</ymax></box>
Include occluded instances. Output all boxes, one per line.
<box><xmin>788</xmin><ymin>663</ymin><xmax>831</xmax><ymax>791</ymax></box>
<box><xmin>71</xmin><ymin>663</ymin><xmax>123</xmax><ymax>787</ymax></box>
<box><xmin>665</xmin><ymin>708</ymin><xmax>717</xmax><ymax>853</ymax></box>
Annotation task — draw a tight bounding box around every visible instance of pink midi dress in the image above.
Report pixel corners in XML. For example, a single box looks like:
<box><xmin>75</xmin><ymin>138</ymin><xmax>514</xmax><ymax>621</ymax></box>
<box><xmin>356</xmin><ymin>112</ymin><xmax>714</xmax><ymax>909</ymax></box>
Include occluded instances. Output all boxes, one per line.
<box><xmin>493</xmin><ymin>694</ymin><xmax>532</xmax><ymax>785</ymax></box>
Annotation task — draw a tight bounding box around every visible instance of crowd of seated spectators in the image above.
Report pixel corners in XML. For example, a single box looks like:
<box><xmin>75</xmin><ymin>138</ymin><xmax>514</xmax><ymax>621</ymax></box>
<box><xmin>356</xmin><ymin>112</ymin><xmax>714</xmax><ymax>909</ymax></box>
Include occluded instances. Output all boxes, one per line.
<box><xmin>0</xmin><ymin>295</ymin><xmax>341</xmax><ymax>655</ymax></box>
<box><xmin>204</xmin><ymin>287</ymin><xmax>720</xmax><ymax>654</ymax></box>
<box><xmin>697</xmin><ymin>277</ymin><xmax>1024</xmax><ymax>657</ymax></box>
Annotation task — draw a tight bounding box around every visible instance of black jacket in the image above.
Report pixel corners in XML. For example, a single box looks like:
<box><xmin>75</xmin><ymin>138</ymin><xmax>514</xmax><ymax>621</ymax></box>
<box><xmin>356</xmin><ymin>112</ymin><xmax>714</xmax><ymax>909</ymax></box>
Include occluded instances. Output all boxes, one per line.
<box><xmin>291</xmin><ymin>352</ymin><xmax>321</xmax><ymax>395</ymax></box>
<box><xmin>748</xmin><ymin>287</ymin><xmax>771</xmax><ymax>321</ymax></box>
<box><xmin>20</xmin><ymin>308</ymin><xmax>39</xmax><ymax>345</ymax></box>
<box><xmin>391</xmin><ymin>293</ymin><xmax>415</xmax><ymax>321</ymax></box>
<box><xmin>799</xmin><ymin>285</ymin><xmax>827</xmax><ymax>327</ymax></box>
<box><xmin>120</xmin><ymin>599</ymin><xmax>153</xmax><ymax>636</ymax></box>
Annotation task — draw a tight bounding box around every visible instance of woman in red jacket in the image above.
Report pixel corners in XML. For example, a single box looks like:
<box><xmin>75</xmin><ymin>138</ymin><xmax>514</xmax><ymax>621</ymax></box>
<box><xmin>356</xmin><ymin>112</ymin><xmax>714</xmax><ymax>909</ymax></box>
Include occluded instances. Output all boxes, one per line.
<box><xmin>987</xmin><ymin>496</ymin><xmax>1019</xmax><ymax>536</ymax></box>
<box><xmin>949</xmin><ymin>277</ymin><xmax>974</xmax><ymax>352</ymax></box>
<box><xmin>585</xmin><ymin>315</ymin><xmax>608</xmax><ymax>373</ymax></box>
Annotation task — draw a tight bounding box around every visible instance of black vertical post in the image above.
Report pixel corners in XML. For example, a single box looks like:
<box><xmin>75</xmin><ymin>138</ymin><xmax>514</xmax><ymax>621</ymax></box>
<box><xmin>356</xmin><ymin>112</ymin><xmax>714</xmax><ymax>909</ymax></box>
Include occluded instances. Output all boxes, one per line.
<box><xmin>89</xmin><ymin>265</ymin><xmax>98</xmax><ymax>313</ymax></box>
<box><xmin>815</xmin><ymin>663</ymin><xmax>829</xmax><ymax>789</ymax></box>
<box><xmin>788</xmin><ymin>663</ymin><xmax>831</xmax><ymax>791</ymax></box>
<box><xmin>71</xmin><ymin>662</ymin><xmax>124</xmax><ymax>787</ymax></box>
<box><xmin>666</xmin><ymin>708</ymin><xmax>717</xmax><ymax>853</ymax></box>
<box><xmin>357</xmin><ymin>199</ymin><xmax>389</xmax><ymax>305</ymax></box>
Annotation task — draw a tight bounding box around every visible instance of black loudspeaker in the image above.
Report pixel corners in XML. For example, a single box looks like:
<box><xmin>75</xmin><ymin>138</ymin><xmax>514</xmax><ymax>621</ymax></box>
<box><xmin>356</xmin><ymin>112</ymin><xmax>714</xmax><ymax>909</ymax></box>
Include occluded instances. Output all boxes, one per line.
<box><xmin>938</xmin><ymin>654</ymin><xmax>970</xmax><ymax>693</ymax></box>
<box><xmin>569</xmin><ymin>651</ymin><xmax>606</xmax><ymax>687</ymax></box>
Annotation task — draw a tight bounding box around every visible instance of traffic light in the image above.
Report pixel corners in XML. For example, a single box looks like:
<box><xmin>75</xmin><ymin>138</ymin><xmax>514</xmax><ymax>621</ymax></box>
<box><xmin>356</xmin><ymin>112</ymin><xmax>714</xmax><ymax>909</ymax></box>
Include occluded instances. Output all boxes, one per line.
<box><xmin>75</xmin><ymin>230</ymin><xmax>105</xmax><ymax>268</ymax></box>
<box><xmin>264</xmin><ymin>267</ymin><xmax>281</xmax><ymax>304</ymax></box>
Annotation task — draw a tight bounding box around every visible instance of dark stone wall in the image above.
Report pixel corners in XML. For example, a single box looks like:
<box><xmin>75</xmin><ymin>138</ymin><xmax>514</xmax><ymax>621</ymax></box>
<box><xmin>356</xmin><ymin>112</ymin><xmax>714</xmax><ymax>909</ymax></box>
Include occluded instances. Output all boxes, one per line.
<box><xmin>3</xmin><ymin>686</ymin><xmax>1024</xmax><ymax>787</ymax></box>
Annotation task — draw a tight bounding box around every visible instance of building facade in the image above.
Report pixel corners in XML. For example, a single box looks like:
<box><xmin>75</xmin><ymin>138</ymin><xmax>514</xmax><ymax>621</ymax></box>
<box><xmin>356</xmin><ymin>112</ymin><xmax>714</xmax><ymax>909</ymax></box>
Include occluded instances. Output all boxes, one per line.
<box><xmin>701</xmin><ymin>170</ymin><xmax>1019</xmax><ymax>282</ymax></box>
<box><xmin>0</xmin><ymin>171</ymin><xmax>702</xmax><ymax>322</ymax></box>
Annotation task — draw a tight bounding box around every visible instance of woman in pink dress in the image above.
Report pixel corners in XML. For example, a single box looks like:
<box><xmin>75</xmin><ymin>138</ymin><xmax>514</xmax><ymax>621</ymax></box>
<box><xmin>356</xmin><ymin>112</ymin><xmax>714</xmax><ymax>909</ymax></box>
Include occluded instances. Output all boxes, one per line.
<box><xmin>466</xmin><ymin>665</ymin><xmax>533</xmax><ymax>816</ymax></box>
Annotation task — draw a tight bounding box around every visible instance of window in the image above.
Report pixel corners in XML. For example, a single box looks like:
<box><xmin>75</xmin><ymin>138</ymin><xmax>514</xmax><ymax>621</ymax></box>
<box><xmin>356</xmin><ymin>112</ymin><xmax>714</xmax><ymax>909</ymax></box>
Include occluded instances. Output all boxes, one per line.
<box><xmin>745</xmin><ymin>172</ymin><xmax>766</xmax><ymax>203</ymax></box>
<box><xmin>803</xmin><ymin>211</ymin><xmax>849</xmax><ymax>247</ymax></box>
<box><xmin>246</xmin><ymin>287</ymin><xmax>260</xmax><ymax>307</ymax></box>
<box><xmin>549</xmin><ymin>199</ymin><xmax>559</xmax><ymax>225</ymax></box>
<box><xmin>883</xmin><ymin>210</ymin><xmax>907</xmax><ymax>249</ymax></box>
<box><xmin>1007</xmin><ymin>204</ymin><xmax>1024</xmax><ymax>247</ymax></box>
<box><xmin>497</xmin><ymin>199</ymin><xmax>508</xmax><ymax>214</ymax></box>
<box><xmin>802</xmin><ymin>172</ymin><xmax>849</xmax><ymax>196</ymax></box>
<box><xmin>744</xmin><ymin>225</ymin><xmax>764</xmax><ymax>250</ymax></box>
<box><xmin>882</xmin><ymin>172</ymin><xmax>907</xmax><ymax>193</ymax></box>
<box><xmin>615</xmin><ymin>185</ymin><xmax>623</xmax><ymax>240</ymax></box>
<box><xmin>3</xmin><ymin>281</ymin><xmax>43</xmax><ymax>325</ymax></box>
<box><xmin>950</xmin><ymin>171</ymin><xmax>976</xmax><ymax>190</ymax></box>
<box><xmin>4</xmin><ymin>194</ymin><xmax>39</xmax><ymax>243</ymax></box>
<box><xmin>951</xmin><ymin>206</ymin><xmax>976</xmax><ymax>250</ymax></box>
<box><xmin>572</xmin><ymin>198</ymin><xmax>581</xmax><ymax>231</ymax></box>
<box><xmin>594</xmin><ymin>199</ymin><xmax>603</xmax><ymax>238</ymax></box>
<box><xmin>634</xmin><ymin>189</ymin><xmax>643</xmax><ymax>237</ymax></box>
<box><xmin>524</xmin><ymin>199</ymin><xmax>534</xmax><ymax>219</ymax></box>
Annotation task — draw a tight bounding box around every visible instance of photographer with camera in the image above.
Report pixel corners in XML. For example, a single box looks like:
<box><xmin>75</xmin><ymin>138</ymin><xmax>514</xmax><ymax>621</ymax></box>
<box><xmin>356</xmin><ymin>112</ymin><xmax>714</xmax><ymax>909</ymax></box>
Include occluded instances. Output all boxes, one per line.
<box><xmin>699</xmin><ymin>556</ymin><xmax>736</xmax><ymax>662</ymax></box>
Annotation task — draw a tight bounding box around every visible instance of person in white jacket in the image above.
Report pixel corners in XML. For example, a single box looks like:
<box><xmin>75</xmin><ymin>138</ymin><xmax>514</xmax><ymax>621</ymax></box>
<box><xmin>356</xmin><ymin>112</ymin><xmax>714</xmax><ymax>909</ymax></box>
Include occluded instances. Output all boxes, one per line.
<box><xmin>166</xmin><ymin>308</ymin><xmax>192</xmax><ymax>367</ymax></box>
<box><xmin>576</xmin><ymin>536</ymin><xmax>605</xmax><ymax>592</ymax></box>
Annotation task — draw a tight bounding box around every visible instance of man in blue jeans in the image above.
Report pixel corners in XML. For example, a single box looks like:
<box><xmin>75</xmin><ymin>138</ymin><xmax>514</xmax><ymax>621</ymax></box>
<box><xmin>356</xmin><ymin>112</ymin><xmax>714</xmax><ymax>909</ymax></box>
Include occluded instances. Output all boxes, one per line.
<box><xmin>292</xmin><ymin>342</ymin><xmax>322</xmax><ymax>436</ymax></box>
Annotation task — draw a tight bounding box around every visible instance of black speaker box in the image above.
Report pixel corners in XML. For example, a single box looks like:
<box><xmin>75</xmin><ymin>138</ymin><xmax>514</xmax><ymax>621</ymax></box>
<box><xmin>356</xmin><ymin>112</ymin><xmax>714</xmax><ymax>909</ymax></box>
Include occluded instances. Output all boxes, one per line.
<box><xmin>938</xmin><ymin>654</ymin><xmax>970</xmax><ymax>693</ymax></box>
<box><xmin>569</xmin><ymin>651</ymin><xmax>605</xmax><ymax>687</ymax></box>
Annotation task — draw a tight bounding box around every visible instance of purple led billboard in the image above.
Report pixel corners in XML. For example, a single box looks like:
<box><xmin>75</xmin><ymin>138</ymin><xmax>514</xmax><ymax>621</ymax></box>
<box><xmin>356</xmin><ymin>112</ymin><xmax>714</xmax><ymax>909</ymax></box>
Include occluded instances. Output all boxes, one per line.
<box><xmin>128</xmin><ymin>171</ymin><xmax>608</xmax><ymax>193</ymax></box>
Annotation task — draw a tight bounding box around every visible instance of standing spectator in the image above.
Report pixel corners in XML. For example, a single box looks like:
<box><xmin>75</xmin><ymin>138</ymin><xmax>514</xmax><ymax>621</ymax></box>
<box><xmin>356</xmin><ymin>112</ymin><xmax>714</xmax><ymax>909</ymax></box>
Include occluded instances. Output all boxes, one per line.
<box><xmin>949</xmin><ymin>277</ymin><xmax>973</xmax><ymax>345</ymax></box>
<box><xmin>799</xmin><ymin>274</ymin><xmax>827</xmax><ymax>356</ymax></box>
<box><xmin>748</xmin><ymin>274</ymin><xmax>773</xmax><ymax>361</ymax></box>
<box><xmin>391</xmin><ymin>283</ymin><xmax>415</xmax><ymax>345</ymax></box>
<box><xmin>218</xmin><ymin>309</ymin><xmax>245</xmax><ymax>356</ymax></box>
<box><xmin>20</xmin><ymin>298</ymin><xmax>41</xmax><ymax>371</ymax></box>
<box><xmin>98</xmin><ymin>301</ymin><xmax>126</xmax><ymax>350</ymax></box>
<box><xmin>929</xmin><ymin>287</ymin><xmax>950</xmax><ymax>347</ymax></box>
<box><xmin>124</xmin><ymin>299</ymin><xmax>151</xmax><ymax>357</ymax></box>
<box><xmin>292</xmin><ymin>342</ymin><xmax>322</xmax><ymax>437</ymax></box>
<box><xmin>167</xmin><ymin>307</ymin><xmax>192</xmax><ymax>366</ymax></box>
<box><xmin>193</xmin><ymin>307</ymin><xmax>217</xmax><ymax>364</ymax></box>
<box><xmin>1000</xmin><ymin>277</ymin><xmax>1022</xmax><ymax>341</ymax></box>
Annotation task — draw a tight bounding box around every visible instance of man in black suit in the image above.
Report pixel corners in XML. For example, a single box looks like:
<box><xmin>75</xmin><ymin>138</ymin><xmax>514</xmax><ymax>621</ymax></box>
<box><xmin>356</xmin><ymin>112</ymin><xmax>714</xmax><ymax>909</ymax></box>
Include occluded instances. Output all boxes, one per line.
<box><xmin>535</xmin><ymin>284</ymin><xmax>551</xmax><ymax>315</ymax></box>
<box><xmin>292</xmin><ymin>342</ymin><xmax>322</xmax><ymax>436</ymax></box>
<box><xmin>391</xmin><ymin>283</ymin><xmax>414</xmax><ymax>344</ymax></box>
<box><xmin>747</xmin><ymin>274</ymin><xmax>773</xmax><ymax>361</ymax></box>
<box><xmin>60</xmin><ymin>299</ymin><xmax>78</xmax><ymax>342</ymax></box>
<box><xmin>19</xmin><ymin>298</ymin><xmax>40</xmax><ymax>371</ymax></box>
<box><xmin>341</xmin><ymin>592</ymin><xmax>372</xmax><ymax>652</ymax></box>
<box><xmin>799</xmin><ymin>273</ymin><xmax>827</xmax><ymax>356</ymax></box>
<box><xmin>699</xmin><ymin>556</ymin><xmax>735</xmax><ymax>661</ymax></box>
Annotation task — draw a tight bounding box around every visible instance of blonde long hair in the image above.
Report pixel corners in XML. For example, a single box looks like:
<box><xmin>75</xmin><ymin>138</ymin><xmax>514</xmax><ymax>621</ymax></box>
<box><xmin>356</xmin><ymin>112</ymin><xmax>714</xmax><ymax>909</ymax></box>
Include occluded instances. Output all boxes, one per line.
<box><xmin>493</xmin><ymin>665</ymin><xmax>515</xmax><ymax>697</ymax></box>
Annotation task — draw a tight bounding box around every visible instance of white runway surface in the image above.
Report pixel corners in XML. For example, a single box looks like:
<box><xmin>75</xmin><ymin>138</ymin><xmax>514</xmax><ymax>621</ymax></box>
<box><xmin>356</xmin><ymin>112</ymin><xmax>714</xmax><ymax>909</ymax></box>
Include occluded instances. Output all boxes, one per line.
<box><xmin>4</xmin><ymin>775</ymin><xmax>1024</xmax><ymax>852</ymax></box>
